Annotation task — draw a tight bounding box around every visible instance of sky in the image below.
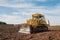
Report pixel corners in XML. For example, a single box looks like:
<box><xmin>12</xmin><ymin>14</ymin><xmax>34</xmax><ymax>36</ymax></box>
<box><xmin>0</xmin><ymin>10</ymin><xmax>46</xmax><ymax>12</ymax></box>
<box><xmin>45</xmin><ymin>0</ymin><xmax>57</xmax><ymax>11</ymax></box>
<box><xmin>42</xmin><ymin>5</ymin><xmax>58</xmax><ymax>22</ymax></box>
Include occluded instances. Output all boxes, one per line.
<box><xmin>0</xmin><ymin>0</ymin><xmax>60</xmax><ymax>25</ymax></box>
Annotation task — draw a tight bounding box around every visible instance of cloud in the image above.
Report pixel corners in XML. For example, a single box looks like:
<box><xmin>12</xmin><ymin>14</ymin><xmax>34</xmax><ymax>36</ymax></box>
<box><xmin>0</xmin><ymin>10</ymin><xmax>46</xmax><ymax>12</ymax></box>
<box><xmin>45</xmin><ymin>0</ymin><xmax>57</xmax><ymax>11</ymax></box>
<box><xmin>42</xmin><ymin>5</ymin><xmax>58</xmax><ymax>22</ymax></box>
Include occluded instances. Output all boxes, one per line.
<box><xmin>44</xmin><ymin>5</ymin><xmax>60</xmax><ymax>15</ymax></box>
<box><xmin>0</xmin><ymin>3</ymin><xmax>33</xmax><ymax>8</ymax></box>
<box><xmin>0</xmin><ymin>0</ymin><xmax>32</xmax><ymax>8</ymax></box>
<box><xmin>45</xmin><ymin>16</ymin><xmax>60</xmax><ymax>25</ymax></box>
<box><xmin>0</xmin><ymin>0</ymin><xmax>60</xmax><ymax>25</ymax></box>
<box><xmin>0</xmin><ymin>0</ymin><xmax>59</xmax><ymax>8</ymax></box>
<box><xmin>12</xmin><ymin>4</ymin><xmax>60</xmax><ymax>25</ymax></box>
<box><xmin>0</xmin><ymin>14</ymin><xmax>27</xmax><ymax>24</ymax></box>
<box><xmin>37</xmin><ymin>0</ymin><xmax>47</xmax><ymax>2</ymax></box>
<box><xmin>13</xmin><ymin>4</ymin><xmax>60</xmax><ymax>15</ymax></box>
<box><xmin>0</xmin><ymin>1</ymin><xmax>47</xmax><ymax>8</ymax></box>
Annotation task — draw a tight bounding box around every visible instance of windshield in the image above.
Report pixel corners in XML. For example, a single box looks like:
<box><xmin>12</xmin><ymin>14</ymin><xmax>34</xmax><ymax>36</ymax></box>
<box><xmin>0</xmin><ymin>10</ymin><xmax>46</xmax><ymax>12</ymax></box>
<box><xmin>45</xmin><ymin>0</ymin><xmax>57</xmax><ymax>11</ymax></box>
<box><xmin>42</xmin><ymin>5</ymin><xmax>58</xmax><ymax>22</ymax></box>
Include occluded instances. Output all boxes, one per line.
<box><xmin>33</xmin><ymin>16</ymin><xmax>45</xmax><ymax>20</ymax></box>
<box><xmin>39</xmin><ymin>17</ymin><xmax>45</xmax><ymax>20</ymax></box>
<box><xmin>33</xmin><ymin>16</ymin><xmax>39</xmax><ymax>20</ymax></box>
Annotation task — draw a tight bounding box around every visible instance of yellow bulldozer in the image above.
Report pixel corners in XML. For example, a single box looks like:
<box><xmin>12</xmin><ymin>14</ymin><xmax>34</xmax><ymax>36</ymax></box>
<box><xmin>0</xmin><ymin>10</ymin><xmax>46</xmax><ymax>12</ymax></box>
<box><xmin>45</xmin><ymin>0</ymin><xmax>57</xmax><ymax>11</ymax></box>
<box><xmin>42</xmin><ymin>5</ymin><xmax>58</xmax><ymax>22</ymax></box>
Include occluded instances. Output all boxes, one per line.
<box><xmin>19</xmin><ymin>13</ymin><xmax>50</xmax><ymax>34</ymax></box>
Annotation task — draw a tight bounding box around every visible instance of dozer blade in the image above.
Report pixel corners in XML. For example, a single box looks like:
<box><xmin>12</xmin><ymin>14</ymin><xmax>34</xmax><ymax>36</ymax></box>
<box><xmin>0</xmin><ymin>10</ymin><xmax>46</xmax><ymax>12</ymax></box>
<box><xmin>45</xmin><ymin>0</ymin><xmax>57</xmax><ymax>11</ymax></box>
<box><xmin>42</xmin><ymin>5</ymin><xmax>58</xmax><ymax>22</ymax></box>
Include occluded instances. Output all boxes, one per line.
<box><xmin>18</xmin><ymin>24</ymin><xmax>31</xmax><ymax>34</ymax></box>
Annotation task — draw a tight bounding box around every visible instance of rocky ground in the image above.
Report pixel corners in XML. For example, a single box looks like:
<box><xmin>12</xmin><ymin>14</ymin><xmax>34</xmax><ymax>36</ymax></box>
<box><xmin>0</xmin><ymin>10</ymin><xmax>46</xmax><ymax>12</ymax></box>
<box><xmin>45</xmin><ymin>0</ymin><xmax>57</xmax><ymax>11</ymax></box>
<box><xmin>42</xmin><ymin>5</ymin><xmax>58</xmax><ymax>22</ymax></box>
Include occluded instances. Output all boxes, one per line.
<box><xmin>0</xmin><ymin>25</ymin><xmax>60</xmax><ymax>40</ymax></box>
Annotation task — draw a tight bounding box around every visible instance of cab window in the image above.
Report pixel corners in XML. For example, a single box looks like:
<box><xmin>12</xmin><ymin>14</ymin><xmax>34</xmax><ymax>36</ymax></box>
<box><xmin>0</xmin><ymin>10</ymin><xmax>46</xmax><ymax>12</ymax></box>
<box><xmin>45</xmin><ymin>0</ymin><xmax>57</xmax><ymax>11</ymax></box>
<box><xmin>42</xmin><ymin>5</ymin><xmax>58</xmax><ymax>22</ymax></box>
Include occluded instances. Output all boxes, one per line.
<box><xmin>33</xmin><ymin>16</ymin><xmax>39</xmax><ymax>20</ymax></box>
<box><xmin>39</xmin><ymin>17</ymin><xmax>45</xmax><ymax>20</ymax></box>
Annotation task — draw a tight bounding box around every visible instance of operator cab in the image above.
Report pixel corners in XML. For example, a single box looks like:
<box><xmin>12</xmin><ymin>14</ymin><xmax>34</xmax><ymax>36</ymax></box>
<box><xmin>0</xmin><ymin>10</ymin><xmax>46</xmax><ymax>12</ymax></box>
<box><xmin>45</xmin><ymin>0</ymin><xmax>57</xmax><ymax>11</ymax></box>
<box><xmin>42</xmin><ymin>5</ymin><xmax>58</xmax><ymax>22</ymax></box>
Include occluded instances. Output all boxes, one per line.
<box><xmin>32</xmin><ymin>13</ymin><xmax>45</xmax><ymax>20</ymax></box>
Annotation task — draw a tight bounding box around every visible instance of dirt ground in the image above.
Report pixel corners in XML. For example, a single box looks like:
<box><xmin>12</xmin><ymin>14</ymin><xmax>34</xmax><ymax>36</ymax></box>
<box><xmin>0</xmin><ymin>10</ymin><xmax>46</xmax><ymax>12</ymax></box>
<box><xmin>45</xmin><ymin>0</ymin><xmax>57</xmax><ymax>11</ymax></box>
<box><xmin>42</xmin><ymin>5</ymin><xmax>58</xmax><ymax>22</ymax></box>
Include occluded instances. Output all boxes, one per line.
<box><xmin>0</xmin><ymin>25</ymin><xmax>60</xmax><ymax>40</ymax></box>
<box><xmin>19</xmin><ymin>31</ymin><xmax>60</xmax><ymax>40</ymax></box>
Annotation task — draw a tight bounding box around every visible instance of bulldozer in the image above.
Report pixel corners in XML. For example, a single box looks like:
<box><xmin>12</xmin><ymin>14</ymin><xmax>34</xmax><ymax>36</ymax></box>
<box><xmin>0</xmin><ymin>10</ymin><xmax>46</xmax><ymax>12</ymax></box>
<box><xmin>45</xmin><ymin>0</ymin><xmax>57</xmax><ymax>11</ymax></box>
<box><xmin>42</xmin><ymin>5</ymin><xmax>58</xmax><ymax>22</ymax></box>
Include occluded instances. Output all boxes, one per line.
<box><xmin>19</xmin><ymin>13</ymin><xmax>50</xmax><ymax>34</ymax></box>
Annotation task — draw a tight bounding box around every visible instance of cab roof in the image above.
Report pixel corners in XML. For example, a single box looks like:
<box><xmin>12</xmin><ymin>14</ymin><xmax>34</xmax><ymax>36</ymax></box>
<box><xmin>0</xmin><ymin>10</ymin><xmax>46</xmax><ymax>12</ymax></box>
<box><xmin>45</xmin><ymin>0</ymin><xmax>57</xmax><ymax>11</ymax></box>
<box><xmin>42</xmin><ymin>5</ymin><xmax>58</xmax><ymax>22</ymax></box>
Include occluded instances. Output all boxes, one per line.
<box><xmin>32</xmin><ymin>13</ymin><xmax>44</xmax><ymax>17</ymax></box>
